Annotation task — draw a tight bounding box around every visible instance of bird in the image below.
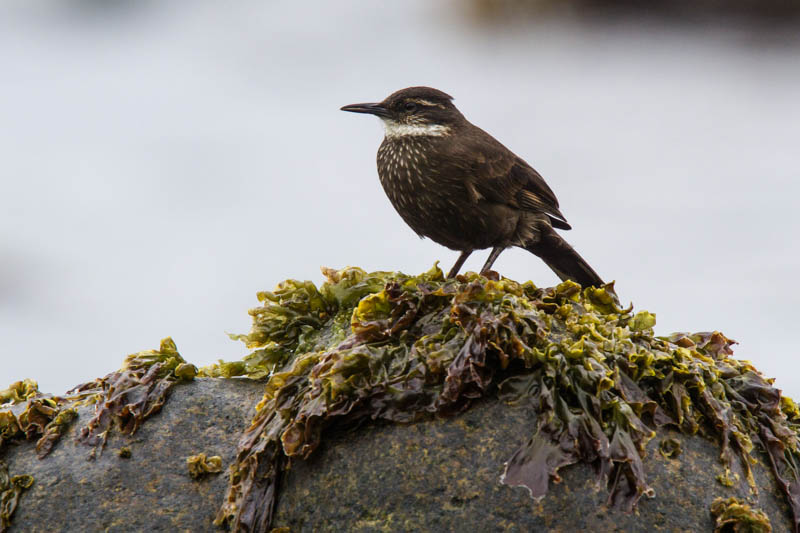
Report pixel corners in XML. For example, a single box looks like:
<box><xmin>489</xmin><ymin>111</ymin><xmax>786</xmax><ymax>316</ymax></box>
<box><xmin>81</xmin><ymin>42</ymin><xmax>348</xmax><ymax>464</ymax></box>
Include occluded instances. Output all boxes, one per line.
<box><xmin>341</xmin><ymin>86</ymin><xmax>603</xmax><ymax>287</ymax></box>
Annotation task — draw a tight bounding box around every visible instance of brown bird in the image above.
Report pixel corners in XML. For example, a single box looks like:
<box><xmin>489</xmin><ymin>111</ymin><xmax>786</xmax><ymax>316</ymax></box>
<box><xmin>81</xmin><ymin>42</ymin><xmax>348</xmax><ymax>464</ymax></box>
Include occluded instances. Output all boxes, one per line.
<box><xmin>341</xmin><ymin>86</ymin><xmax>603</xmax><ymax>287</ymax></box>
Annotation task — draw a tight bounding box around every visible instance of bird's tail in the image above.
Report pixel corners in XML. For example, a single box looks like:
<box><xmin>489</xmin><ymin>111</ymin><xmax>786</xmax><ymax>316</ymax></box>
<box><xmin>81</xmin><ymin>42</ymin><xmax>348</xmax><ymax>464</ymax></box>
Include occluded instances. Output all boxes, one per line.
<box><xmin>524</xmin><ymin>226</ymin><xmax>604</xmax><ymax>287</ymax></box>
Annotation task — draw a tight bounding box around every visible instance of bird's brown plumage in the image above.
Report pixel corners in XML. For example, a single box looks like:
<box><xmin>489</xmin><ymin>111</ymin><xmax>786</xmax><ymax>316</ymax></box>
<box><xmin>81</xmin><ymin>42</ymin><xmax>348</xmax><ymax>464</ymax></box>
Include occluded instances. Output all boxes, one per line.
<box><xmin>438</xmin><ymin>123</ymin><xmax>571</xmax><ymax>230</ymax></box>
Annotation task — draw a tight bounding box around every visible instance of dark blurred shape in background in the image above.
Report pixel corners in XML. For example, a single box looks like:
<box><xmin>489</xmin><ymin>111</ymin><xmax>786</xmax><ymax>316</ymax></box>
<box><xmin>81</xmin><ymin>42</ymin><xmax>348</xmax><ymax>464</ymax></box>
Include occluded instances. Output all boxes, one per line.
<box><xmin>470</xmin><ymin>0</ymin><xmax>800</xmax><ymax>25</ymax></box>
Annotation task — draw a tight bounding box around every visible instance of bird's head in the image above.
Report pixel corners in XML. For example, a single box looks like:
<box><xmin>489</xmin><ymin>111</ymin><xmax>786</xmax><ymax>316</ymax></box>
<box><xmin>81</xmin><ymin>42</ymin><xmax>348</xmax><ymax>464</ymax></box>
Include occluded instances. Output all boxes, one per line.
<box><xmin>341</xmin><ymin>86</ymin><xmax>462</xmax><ymax>138</ymax></box>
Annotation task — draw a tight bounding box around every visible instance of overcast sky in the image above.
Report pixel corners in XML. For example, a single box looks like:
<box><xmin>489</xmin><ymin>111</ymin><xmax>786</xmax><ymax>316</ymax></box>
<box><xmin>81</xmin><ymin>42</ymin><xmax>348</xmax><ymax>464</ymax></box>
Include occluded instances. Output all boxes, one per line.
<box><xmin>1</xmin><ymin>1</ymin><xmax>798</xmax><ymax>399</ymax></box>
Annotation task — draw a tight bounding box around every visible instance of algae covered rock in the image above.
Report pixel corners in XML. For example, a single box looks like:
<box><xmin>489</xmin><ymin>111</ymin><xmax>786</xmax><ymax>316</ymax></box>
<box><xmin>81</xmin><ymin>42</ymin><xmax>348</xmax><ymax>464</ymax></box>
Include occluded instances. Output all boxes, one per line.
<box><xmin>1</xmin><ymin>266</ymin><xmax>799</xmax><ymax>532</ymax></box>
<box><xmin>273</xmin><ymin>395</ymin><xmax>793</xmax><ymax>532</ymax></box>
<box><xmin>2</xmin><ymin>377</ymin><xmax>265</xmax><ymax>532</ymax></box>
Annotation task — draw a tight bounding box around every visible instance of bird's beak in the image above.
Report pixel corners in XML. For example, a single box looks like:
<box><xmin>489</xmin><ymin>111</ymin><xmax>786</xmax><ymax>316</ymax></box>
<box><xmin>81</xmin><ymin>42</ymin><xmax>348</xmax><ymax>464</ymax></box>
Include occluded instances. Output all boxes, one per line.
<box><xmin>340</xmin><ymin>102</ymin><xmax>390</xmax><ymax>118</ymax></box>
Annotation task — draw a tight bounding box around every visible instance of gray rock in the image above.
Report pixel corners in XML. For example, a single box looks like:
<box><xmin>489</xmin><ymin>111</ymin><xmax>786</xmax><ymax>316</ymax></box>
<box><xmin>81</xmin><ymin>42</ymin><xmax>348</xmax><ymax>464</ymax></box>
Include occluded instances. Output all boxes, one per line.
<box><xmin>2</xmin><ymin>377</ymin><xmax>793</xmax><ymax>532</ymax></box>
<box><xmin>274</xmin><ymin>396</ymin><xmax>793</xmax><ymax>532</ymax></box>
<box><xmin>3</xmin><ymin>378</ymin><xmax>263</xmax><ymax>532</ymax></box>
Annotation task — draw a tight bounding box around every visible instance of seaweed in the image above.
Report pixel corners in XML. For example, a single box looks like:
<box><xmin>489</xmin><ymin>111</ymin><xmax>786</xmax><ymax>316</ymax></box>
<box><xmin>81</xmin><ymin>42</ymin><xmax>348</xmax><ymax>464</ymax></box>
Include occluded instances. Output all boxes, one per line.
<box><xmin>0</xmin><ymin>338</ymin><xmax>203</xmax><ymax>526</ymax></box>
<box><xmin>711</xmin><ymin>497</ymin><xmax>772</xmax><ymax>532</ymax></box>
<box><xmin>1</xmin><ymin>338</ymin><xmax>195</xmax><ymax>462</ymax></box>
<box><xmin>32</xmin><ymin>405</ymin><xmax>77</xmax><ymax>459</ymax></box>
<box><xmin>186</xmin><ymin>453</ymin><xmax>222</xmax><ymax>479</ymax></box>
<box><xmin>659</xmin><ymin>438</ymin><xmax>681</xmax><ymax>459</ymax></box>
<box><xmin>2</xmin><ymin>266</ymin><xmax>799</xmax><ymax>532</ymax></box>
<box><xmin>0</xmin><ymin>413</ymin><xmax>20</xmax><ymax>453</ymax></box>
<box><xmin>0</xmin><ymin>338</ymin><xmax>205</xmax><ymax>532</ymax></box>
<box><xmin>187</xmin><ymin>453</ymin><xmax>223</xmax><ymax>479</ymax></box>
<box><xmin>0</xmin><ymin>460</ymin><xmax>33</xmax><ymax>532</ymax></box>
<box><xmin>0</xmin><ymin>381</ymin><xmax>69</xmax><ymax>457</ymax></box>
<box><xmin>75</xmin><ymin>337</ymin><xmax>197</xmax><ymax>458</ymax></box>
<box><xmin>0</xmin><ymin>395</ymin><xmax>78</xmax><ymax>459</ymax></box>
<box><xmin>207</xmin><ymin>266</ymin><xmax>800</xmax><ymax>532</ymax></box>
<box><xmin>0</xmin><ymin>380</ymin><xmax>39</xmax><ymax>406</ymax></box>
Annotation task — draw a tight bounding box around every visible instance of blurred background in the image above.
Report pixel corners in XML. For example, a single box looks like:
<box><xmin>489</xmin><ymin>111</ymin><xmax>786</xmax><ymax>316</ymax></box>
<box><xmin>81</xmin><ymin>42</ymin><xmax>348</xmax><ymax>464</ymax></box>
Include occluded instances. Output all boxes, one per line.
<box><xmin>1</xmin><ymin>1</ymin><xmax>798</xmax><ymax>397</ymax></box>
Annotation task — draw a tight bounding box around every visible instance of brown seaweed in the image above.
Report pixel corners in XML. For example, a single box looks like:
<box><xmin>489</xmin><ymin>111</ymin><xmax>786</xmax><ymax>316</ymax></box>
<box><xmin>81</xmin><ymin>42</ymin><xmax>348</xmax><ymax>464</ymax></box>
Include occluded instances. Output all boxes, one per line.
<box><xmin>0</xmin><ymin>395</ymin><xmax>77</xmax><ymax>460</ymax></box>
<box><xmin>204</xmin><ymin>266</ymin><xmax>800</xmax><ymax>532</ymax></box>
<box><xmin>76</xmin><ymin>337</ymin><xmax>197</xmax><ymax>458</ymax></box>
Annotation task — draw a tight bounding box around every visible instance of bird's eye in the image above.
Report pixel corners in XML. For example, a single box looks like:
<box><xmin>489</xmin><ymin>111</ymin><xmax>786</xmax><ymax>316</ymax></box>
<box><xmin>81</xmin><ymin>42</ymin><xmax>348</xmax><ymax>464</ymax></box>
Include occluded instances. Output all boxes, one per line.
<box><xmin>404</xmin><ymin>102</ymin><xmax>417</xmax><ymax>112</ymax></box>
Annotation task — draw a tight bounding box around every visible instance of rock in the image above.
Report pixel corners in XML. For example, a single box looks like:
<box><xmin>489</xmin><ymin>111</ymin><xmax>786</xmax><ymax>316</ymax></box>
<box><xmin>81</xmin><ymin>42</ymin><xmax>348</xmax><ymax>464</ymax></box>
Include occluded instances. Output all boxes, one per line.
<box><xmin>1</xmin><ymin>378</ymin><xmax>793</xmax><ymax>532</ymax></box>
<box><xmin>2</xmin><ymin>378</ymin><xmax>263</xmax><ymax>532</ymax></box>
<box><xmin>274</xmin><ymin>396</ymin><xmax>794</xmax><ymax>532</ymax></box>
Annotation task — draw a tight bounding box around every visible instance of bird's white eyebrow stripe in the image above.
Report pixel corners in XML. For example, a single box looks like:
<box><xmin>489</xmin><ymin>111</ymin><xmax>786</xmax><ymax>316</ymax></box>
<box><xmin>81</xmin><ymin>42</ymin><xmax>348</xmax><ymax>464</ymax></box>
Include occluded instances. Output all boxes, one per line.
<box><xmin>407</xmin><ymin>98</ymin><xmax>445</xmax><ymax>109</ymax></box>
<box><xmin>380</xmin><ymin>119</ymin><xmax>451</xmax><ymax>138</ymax></box>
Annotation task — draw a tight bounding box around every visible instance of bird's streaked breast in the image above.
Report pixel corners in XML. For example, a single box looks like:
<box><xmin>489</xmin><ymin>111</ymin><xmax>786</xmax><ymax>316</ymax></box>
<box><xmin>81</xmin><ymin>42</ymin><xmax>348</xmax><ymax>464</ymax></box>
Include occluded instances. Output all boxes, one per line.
<box><xmin>376</xmin><ymin>137</ymin><xmax>497</xmax><ymax>249</ymax></box>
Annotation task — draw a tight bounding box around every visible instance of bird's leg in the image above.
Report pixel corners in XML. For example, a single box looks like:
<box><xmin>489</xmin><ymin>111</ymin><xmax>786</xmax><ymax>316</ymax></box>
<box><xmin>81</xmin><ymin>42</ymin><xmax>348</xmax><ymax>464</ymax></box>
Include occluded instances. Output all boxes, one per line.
<box><xmin>447</xmin><ymin>250</ymin><xmax>472</xmax><ymax>278</ymax></box>
<box><xmin>480</xmin><ymin>246</ymin><xmax>506</xmax><ymax>275</ymax></box>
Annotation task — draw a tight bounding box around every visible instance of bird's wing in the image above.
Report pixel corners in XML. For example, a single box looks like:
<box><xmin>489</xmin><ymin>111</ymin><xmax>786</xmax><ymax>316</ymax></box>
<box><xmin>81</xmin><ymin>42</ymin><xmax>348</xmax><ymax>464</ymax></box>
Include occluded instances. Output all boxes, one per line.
<box><xmin>449</xmin><ymin>127</ymin><xmax>571</xmax><ymax>230</ymax></box>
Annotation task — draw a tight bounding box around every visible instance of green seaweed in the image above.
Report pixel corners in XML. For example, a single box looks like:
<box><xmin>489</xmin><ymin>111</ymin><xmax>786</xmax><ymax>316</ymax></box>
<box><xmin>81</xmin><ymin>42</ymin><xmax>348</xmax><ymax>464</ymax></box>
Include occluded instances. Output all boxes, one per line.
<box><xmin>0</xmin><ymin>413</ymin><xmax>20</xmax><ymax>453</ymax></box>
<box><xmin>718</xmin><ymin>468</ymin><xmax>740</xmax><ymax>487</ymax></box>
<box><xmin>711</xmin><ymin>497</ymin><xmax>772</xmax><ymax>532</ymax></box>
<box><xmin>208</xmin><ymin>266</ymin><xmax>800</xmax><ymax>532</ymax></box>
<box><xmin>187</xmin><ymin>453</ymin><xmax>223</xmax><ymax>479</ymax></box>
<box><xmin>659</xmin><ymin>438</ymin><xmax>681</xmax><ymax>459</ymax></box>
<box><xmin>0</xmin><ymin>380</ymin><xmax>39</xmax><ymax>406</ymax></box>
<box><xmin>0</xmin><ymin>460</ymin><xmax>33</xmax><ymax>532</ymax></box>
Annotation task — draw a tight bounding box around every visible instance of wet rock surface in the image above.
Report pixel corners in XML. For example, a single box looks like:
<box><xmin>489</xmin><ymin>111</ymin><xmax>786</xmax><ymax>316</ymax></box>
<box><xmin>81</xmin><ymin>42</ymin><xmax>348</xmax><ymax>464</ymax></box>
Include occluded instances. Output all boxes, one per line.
<box><xmin>3</xmin><ymin>378</ymin><xmax>264</xmax><ymax>532</ymax></box>
<box><xmin>2</xmin><ymin>378</ymin><xmax>793</xmax><ymax>532</ymax></box>
<box><xmin>274</xmin><ymin>396</ymin><xmax>793</xmax><ymax>532</ymax></box>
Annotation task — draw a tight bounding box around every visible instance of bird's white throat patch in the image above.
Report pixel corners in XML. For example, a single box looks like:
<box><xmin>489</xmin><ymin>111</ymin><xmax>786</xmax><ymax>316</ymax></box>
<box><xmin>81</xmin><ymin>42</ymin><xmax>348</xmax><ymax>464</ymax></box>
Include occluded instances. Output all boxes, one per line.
<box><xmin>381</xmin><ymin>119</ymin><xmax>450</xmax><ymax>138</ymax></box>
